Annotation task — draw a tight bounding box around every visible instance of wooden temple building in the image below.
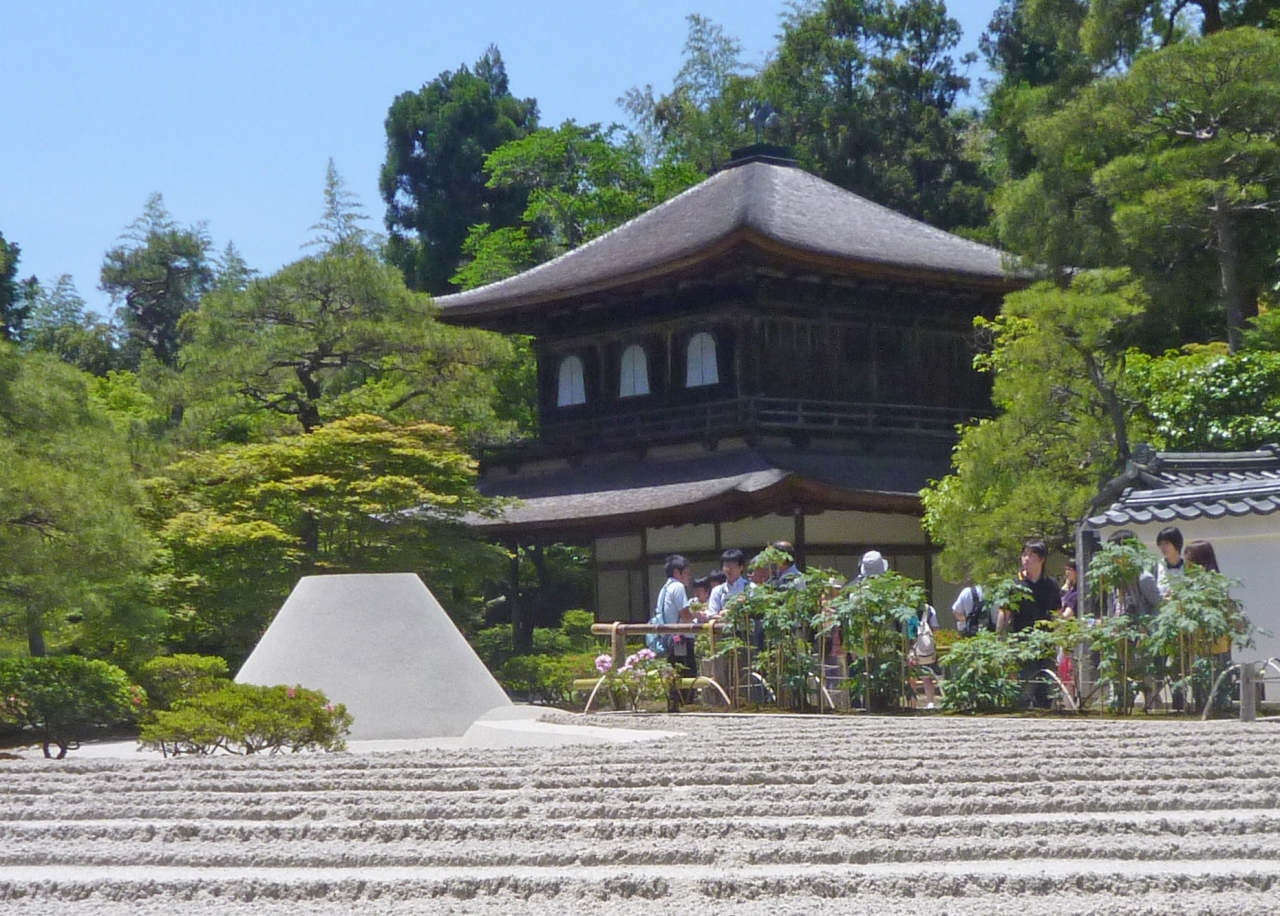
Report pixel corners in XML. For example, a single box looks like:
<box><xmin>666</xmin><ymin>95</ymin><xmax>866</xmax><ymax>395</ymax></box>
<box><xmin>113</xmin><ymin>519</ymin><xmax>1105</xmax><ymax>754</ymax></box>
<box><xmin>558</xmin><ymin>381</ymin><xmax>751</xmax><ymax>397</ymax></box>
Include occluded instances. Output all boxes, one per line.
<box><xmin>436</xmin><ymin>147</ymin><xmax>1025</xmax><ymax>624</ymax></box>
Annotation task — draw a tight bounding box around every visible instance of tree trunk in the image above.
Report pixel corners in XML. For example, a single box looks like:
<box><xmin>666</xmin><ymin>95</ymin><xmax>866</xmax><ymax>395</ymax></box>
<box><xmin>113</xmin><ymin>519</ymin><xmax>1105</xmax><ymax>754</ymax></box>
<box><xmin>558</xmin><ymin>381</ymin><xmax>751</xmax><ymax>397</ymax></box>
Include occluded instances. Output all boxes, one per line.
<box><xmin>510</xmin><ymin>550</ymin><xmax>532</xmax><ymax>654</ymax></box>
<box><xmin>1214</xmin><ymin>193</ymin><xmax>1258</xmax><ymax>354</ymax></box>
<box><xmin>26</xmin><ymin>605</ymin><xmax>46</xmax><ymax>657</ymax></box>
<box><xmin>1196</xmin><ymin>0</ymin><xmax>1223</xmax><ymax>34</ymax></box>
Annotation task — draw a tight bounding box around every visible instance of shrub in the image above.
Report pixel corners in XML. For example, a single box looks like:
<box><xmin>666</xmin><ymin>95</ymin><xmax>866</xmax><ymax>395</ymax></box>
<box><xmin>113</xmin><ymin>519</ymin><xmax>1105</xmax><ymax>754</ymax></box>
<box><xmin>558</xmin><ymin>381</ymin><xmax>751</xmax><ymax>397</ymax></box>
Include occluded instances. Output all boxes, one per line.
<box><xmin>471</xmin><ymin>625</ymin><xmax>515</xmax><ymax>671</ymax></box>
<box><xmin>939</xmin><ymin>630</ymin><xmax>1024</xmax><ymax>713</ymax></box>
<box><xmin>560</xmin><ymin>609</ymin><xmax>595</xmax><ymax>646</ymax></box>
<box><xmin>497</xmin><ymin>652</ymin><xmax>597</xmax><ymax>705</ymax></box>
<box><xmin>138</xmin><ymin>683</ymin><xmax>352</xmax><ymax>756</ymax></box>
<box><xmin>531</xmin><ymin>627</ymin><xmax>572</xmax><ymax>656</ymax></box>
<box><xmin>135</xmin><ymin>654</ymin><xmax>229</xmax><ymax>712</ymax></box>
<box><xmin>0</xmin><ymin>656</ymin><xmax>144</xmax><ymax>758</ymax></box>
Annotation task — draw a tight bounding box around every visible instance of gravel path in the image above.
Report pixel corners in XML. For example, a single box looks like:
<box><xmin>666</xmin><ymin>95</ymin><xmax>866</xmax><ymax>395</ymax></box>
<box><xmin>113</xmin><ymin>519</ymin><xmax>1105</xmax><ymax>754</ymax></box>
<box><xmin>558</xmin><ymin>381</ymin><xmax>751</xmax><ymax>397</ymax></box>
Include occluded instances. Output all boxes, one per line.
<box><xmin>3</xmin><ymin>714</ymin><xmax>1280</xmax><ymax>914</ymax></box>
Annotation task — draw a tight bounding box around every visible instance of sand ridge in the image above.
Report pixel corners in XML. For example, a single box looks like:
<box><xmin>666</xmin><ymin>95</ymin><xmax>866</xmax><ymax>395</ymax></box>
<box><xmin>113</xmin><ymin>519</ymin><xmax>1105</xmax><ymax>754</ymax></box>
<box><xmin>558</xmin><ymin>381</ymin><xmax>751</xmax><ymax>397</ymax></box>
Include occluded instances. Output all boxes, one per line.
<box><xmin>2</xmin><ymin>714</ymin><xmax>1279</xmax><ymax>913</ymax></box>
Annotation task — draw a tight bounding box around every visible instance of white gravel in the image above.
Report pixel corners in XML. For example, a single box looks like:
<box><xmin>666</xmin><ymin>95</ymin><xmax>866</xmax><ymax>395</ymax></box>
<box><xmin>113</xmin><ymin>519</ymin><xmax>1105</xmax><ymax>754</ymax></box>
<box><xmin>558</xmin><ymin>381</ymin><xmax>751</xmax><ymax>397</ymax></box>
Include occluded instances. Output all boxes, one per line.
<box><xmin>3</xmin><ymin>713</ymin><xmax>1280</xmax><ymax>914</ymax></box>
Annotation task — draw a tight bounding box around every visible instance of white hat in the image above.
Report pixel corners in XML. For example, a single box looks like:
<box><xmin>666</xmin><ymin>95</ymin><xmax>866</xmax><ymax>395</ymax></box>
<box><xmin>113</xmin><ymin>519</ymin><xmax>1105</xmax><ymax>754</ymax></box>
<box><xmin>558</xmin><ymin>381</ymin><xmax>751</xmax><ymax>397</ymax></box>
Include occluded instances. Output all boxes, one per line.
<box><xmin>859</xmin><ymin>550</ymin><xmax>888</xmax><ymax>578</ymax></box>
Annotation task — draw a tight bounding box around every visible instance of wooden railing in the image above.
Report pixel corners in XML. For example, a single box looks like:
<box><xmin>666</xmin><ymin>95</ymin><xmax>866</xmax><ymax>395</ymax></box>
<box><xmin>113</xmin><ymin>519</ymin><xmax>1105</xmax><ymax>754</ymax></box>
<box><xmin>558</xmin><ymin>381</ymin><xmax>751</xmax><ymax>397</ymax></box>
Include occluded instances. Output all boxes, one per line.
<box><xmin>484</xmin><ymin>397</ymin><xmax>977</xmax><ymax>463</ymax></box>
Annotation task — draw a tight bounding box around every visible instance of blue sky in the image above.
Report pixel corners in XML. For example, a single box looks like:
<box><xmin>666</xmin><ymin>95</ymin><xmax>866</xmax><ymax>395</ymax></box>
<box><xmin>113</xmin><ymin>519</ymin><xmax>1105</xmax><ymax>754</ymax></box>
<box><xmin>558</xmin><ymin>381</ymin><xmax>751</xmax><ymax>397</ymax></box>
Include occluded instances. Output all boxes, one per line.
<box><xmin>1</xmin><ymin>1</ymin><xmax>998</xmax><ymax>318</ymax></box>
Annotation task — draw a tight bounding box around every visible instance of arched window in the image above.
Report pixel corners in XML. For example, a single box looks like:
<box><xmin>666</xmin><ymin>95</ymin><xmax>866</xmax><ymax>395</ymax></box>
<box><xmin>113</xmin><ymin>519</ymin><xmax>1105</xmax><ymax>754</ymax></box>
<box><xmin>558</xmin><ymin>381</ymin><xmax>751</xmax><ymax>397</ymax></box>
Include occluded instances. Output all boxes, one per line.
<box><xmin>685</xmin><ymin>331</ymin><xmax>719</xmax><ymax>388</ymax></box>
<box><xmin>556</xmin><ymin>355</ymin><xmax>586</xmax><ymax>407</ymax></box>
<box><xmin>619</xmin><ymin>344</ymin><xmax>650</xmax><ymax>398</ymax></box>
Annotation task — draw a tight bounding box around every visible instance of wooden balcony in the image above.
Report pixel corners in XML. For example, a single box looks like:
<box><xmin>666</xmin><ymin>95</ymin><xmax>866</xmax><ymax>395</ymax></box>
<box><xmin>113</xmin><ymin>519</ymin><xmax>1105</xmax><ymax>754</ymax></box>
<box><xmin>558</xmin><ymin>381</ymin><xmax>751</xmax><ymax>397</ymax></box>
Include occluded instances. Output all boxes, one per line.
<box><xmin>481</xmin><ymin>396</ymin><xmax>979</xmax><ymax>465</ymax></box>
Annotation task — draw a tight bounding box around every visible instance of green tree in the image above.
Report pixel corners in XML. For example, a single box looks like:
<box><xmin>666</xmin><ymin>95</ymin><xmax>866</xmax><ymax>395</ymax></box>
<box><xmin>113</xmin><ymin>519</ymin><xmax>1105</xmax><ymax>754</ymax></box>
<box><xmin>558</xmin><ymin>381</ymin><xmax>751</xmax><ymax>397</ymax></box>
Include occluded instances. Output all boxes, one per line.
<box><xmin>1127</xmin><ymin>346</ymin><xmax>1280</xmax><ymax>449</ymax></box>
<box><xmin>0</xmin><ymin>656</ymin><xmax>142</xmax><ymax>758</ymax></box>
<box><xmin>761</xmin><ymin>0</ymin><xmax>990</xmax><ymax>233</ymax></box>
<box><xmin>100</xmin><ymin>194</ymin><xmax>213</xmax><ymax>368</ymax></box>
<box><xmin>381</xmin><ymin>46</ymin><xmax>538</xmax><ymax>294</ymax></box>
<box><xmin>451</xmin><ymin>122</ymin><xmax>700</xmax><ymax>289</ymax></box>
<box><xmin>0</xmin><ymin>346</ymin><xmax>157</xmax><ymax>657</ymax></box>
<box><xmin>20</xmin><ymin>274</ymin><xmax>122</xmax><ymax>376</ymax></box>
<box><xmin>621</xmin><ymin>14</ymin><xmax>760</xmax><ymax>173</ymax></box>
<box><xmin>997</xmin><ymin>28</ymin><xmax>1280</xmax><ymax>351</ymax></box>
<box><xmin>0</xmin><ymin>231</ymin><xmax>29</xmax><ymax>342</ymax></box>
<box><xmin>150</xmin><ymin>414</ymin><xmax>506</xmax><ymax>662</ymax></box>
<box><xmin>183</xmin><ymin>244</ymin><xmax>522</xmax><ymax>445</ymax></box>
<box><xmin>921</xmin><ymin>270</ymin><xmax>1150</xmax><ymax>578</ymax></box>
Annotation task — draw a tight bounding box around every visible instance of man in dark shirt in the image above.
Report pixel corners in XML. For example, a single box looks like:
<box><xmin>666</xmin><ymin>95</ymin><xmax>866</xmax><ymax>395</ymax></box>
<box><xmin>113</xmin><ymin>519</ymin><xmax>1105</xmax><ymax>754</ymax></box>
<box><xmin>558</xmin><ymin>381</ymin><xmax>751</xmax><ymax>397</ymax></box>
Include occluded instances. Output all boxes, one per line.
<box><xmin>999</xmin><ymin>539</ymin><xmax>1060</xmax><ymax>709</ymax></box>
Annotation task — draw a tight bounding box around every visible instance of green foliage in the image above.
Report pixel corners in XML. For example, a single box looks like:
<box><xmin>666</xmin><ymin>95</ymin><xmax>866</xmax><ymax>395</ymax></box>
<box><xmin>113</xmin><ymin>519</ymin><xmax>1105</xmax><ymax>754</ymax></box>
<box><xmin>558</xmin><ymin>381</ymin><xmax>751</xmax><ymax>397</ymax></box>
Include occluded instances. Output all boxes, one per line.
<box><xmin>1128</xmin><ymin>347</ymin><xmax>1280</xmax><ymax>450</ymax></box>
<box><xmin>149</xmin><ymin>414</ymin><xmax>506</xmax><ymax>662</ymax></box>
<box><xmin>453</xmin><ymin>122</ymin><xmax>700</xmax><ymax>289</ymax></box>
<box><xmin>922</xmin><ymin>270</ymin><xmax>1150</xmax><ymax>579</ymax></box>
<box><xmin>183</xmin><ymin>244</ymin><xmax>521</xmax><ymax>446</ymax></box>
<box><xmin>938</xmin><ymin>630</ymin><xmax>1025</xmax><ymax>712</ymax></box>
<box><xmin>0</xmin><ymin>230</ymin><xmax>29</xmax><ymax>342</ymax></box>
<box><xmin>134</xmin><ymin>653</ymin><xmax>229</xmax><ymax>712</ymax></box>
<box><xmin>595</xmin><ymin>648</ymin><xmax>677</xmax><ymax>712</ymax></box>
<box><xmin>0</xmin><ymin>655</ymin><xmax>142</xmax><ymax>758</ymax></box>
<box><xmin>621</xmin><ymin>14</ymin><xmax>758</xmax><ymax>173</ymax></box>
<box><xmin>1000</xmin><ymin>28</ymin><xmax>1280</xmax><ymax>350</ymax></box>
<box><xmin>381</xmin><ymin>46</ymin><xmax>538</xmax><ymax>294</ymax></box>
<box><xmin>101</xmin><ymin>194</ymin><xmax>213</xmax><ymax>368</ymax></box>
<box><xmin>0</xmin><ymin>347</ymin><xmax>158</xmax><ymax>659</ymax></box>
<box><xmin>19</xmin><ymin>275</ymin><xmax>122</xmax><ymax>377</ymax></box>
<box><xmin>560</xmin><ymin>609</ymin><xmax>596</xmax><ymax>647</ymax></box>
<box><xmin>1148</xmin><ymin>565</ymin><xmax>1252</xmax><ymax>704</ymax></box>
<box><xmin>760</xmin><ymin>0</ymin><xmax>990</xmax><ymax>233</ymax></box>
<box><xmin>496</xmin><ymin>652</ymin><xmax>597</xmax><ymax>706</ymax></box>
<box><xmin>828</xmin><ymin>571</ymin><xmax>926</xmax><ymax>710</ymax></box>
<box><xmin>470</xmin><ymin>624</ymin><xmax>516</xmax><ymax>672</ymax></box>
<box><xmin>138</xmin><ymin>682</ymin><xmax>350</xmax><ymax>756</ymax></box>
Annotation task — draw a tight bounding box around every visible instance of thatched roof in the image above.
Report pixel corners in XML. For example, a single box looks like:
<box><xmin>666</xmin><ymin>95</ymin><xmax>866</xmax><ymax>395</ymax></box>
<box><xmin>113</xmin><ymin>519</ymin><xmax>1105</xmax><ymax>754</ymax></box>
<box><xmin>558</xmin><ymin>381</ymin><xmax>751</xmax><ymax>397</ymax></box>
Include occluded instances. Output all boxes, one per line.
<box><xmin>436</xmin><ymin>157</ymin><xmax>1020</xmax><ymax>324</ymax></box>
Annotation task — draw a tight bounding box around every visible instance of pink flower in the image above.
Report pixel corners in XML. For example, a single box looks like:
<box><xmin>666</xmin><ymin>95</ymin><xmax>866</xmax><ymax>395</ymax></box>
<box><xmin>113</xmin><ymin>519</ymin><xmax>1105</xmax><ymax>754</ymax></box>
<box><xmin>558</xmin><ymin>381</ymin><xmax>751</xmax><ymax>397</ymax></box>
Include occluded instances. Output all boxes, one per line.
<box><xmin>286</xmin><ymin>688</ymin><xmax>296</xmax><ymax>698</ymax></box>
<box><xmin>325</xmin><ymin>704</ymin><xmax>334</xmax><ymax>712</ymax></box>
<box><xmin>594</xmin><ymin>654</ymin><xmax>613</xmax><ymax>674</ymax></box>
<box><xmin>637</xmin><ymin>648</ymin><xmax>656</xmax><ymax>661</ymax></box>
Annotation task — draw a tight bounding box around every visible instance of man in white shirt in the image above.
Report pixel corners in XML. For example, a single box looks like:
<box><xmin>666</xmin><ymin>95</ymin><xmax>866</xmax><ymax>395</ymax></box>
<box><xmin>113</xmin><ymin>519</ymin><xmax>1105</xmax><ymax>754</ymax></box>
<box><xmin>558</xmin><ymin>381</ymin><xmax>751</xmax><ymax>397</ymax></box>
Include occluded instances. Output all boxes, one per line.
<box><xmin>707</xmin><ymin>548</ymin><xmax>747</xmax><ymax>617</ymax></box>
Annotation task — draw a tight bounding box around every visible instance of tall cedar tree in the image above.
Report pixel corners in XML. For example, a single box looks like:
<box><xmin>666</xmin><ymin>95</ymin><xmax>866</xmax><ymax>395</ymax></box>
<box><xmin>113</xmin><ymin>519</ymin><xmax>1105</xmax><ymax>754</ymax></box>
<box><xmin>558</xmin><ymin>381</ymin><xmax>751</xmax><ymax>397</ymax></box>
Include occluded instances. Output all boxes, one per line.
<box><xmin>381</xmin><ymin>46</ymin><xmax>538</xmax><ymax>294</ymax></box>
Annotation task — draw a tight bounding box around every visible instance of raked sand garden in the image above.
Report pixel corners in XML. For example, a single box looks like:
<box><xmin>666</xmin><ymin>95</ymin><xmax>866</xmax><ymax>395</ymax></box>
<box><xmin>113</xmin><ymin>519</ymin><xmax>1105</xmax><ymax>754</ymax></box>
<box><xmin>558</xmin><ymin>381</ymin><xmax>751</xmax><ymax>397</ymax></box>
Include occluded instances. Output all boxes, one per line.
<box><xmin>2</xmin><ymin>713</ymin><xmax>1280</xmax><ymax>914</ymax></box>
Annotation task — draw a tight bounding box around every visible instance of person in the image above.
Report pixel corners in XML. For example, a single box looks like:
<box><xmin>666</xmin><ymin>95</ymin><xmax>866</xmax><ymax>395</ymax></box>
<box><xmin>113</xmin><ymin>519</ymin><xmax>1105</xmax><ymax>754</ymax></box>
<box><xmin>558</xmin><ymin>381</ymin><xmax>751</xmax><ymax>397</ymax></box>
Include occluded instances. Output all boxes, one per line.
<box><xmin>1060</xmin><ymin>560</ymin><xmax>1079</xmax><ymax>619</ymax></box>
<box><xmin>1105</xmin><ymin>530</ymin><xmax>1161</xmax><ymax>620</ymax></box>
<box><xmin>1155</xmin><ymin>526</ymin><xmax>1185</xmax><ymax>598</ymax></box>
<box><xmin>690</xmin><ymin>575</ymin><xmax>713</xmax><ymax>607</ymax></box>
<box><xmin>998</xmin><ymin>539</ymin><xmax>1060</xmax><ymax>709</ymax></box>
<box><xmin>653</xmin><ymin>555</ymin><xmax>692</xmax><ymax>710</ymax></box>
<box><xmin>952</xmin><ymin>583</ymin><xmax>988</xmax><ymax>636</ymax></box>
<box><xmin>907</xmin><ymin>602</ymin><xmax>940</xmax><ymax>709</ymax></box>
<box><xmin>771</xmin><ymin>540</ymin><xmax>804</xmax><ymax>589</ymax></box>
<box><xmin>707</xmin><ymin>548</ymin><xmax>747</xmax><ymax>617</ymax></box>
<box><xmin>858</xmin><ymin>550</ymin><xmax>889</xmax><ymax>580</ymax></box>
<box><xmin>1185</xmin><ymin>539</ymin><xmax>1234</xmax><ymax>710</ymax></box>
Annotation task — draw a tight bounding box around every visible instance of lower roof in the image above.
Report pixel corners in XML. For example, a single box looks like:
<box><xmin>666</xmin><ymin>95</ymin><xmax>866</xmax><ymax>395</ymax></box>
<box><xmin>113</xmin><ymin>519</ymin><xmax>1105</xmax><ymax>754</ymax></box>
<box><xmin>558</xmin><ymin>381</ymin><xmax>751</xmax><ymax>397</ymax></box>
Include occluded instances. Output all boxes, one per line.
<box><xmin>465</xmin><ymin>442</ymin><xmax>946</xmax><ymax>539</ymax></box>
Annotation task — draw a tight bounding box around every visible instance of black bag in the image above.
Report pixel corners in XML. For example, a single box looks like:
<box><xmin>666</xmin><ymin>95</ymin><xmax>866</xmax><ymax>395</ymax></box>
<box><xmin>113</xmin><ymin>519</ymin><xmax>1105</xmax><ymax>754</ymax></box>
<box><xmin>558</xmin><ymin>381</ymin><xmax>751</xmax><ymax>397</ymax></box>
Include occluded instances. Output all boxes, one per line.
<box><xmin>962</xmin><ymin>588</ymin><xmax>990</xmax><ymax>638</ymax></box>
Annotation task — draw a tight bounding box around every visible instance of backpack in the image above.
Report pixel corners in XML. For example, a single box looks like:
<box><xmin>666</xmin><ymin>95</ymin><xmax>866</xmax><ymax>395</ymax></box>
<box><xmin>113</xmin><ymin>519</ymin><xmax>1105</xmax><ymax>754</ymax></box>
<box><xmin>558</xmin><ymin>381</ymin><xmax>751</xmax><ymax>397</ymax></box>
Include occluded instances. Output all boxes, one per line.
<box><xmin>910</xmin><ymin>608</ymin><xmax>937</xmax><ymax>666</ymax></box>
<box><xmin>646</xmin><ymin>582</ymin><xmax>674</xmax><ymax>654</ymax></box>
<box><xmin>962</xmin><ymin>587</ymin><xmax>989</xmax><ymax>638</ymax></box>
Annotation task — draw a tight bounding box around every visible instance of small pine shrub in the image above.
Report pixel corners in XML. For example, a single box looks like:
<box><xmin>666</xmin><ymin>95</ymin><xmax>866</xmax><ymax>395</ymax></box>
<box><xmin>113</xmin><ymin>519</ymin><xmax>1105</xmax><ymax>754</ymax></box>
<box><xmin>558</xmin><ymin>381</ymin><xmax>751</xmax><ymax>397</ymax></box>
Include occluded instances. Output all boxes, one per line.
<box><xmin>135</xmin><ymin>654</ymin><xmax>230</xmax><ymax>712</ymax></box>
<box><xmin>139</xmin><ymin>683</ymin><xmax>352</xmax><ymax>756</ymax></box>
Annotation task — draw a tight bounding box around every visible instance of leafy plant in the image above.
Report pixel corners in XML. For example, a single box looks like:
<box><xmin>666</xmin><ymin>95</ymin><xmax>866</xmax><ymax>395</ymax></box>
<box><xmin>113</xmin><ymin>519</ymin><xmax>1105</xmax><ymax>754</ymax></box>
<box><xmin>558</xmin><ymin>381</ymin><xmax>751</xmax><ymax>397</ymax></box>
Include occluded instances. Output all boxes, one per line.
<box><xmin>939</xmin><ymin>630</ymin><xmax>1024</xmax><ymax>713</ymax></box>
<box><xmin>594</xmin><ymin>649</ymin><xmax>676</xmax><ymax>712</ymax></box>
<box><xmin>134</xmin><ymin>653</ymin><xmax>229</xmax><ymax>712</ymax></box>
<box><xmin>138</xmin><ymin>683</ymin><xmax>351</xmax><ymax>756</ymax></box>
<box><xmin>496</xmin><ymin>652</ymin><xmax>597</xmax><ymax>706</ymax></box>
<box><xmin>0</xmin><ymin>656</ymin><xmax>144</xmax><ymax>758</ymax></box>
<box><xmin>827</xmin><ymin>571</ymin><xmax>926</xmax><ymax>711</ymax></box>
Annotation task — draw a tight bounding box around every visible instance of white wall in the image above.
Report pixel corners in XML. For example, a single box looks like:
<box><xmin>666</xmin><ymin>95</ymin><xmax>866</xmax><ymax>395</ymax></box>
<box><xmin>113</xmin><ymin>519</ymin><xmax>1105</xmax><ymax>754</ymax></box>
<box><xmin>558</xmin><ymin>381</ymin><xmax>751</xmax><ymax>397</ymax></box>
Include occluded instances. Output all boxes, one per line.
<box><xmin>1091</xmin><ymin>514</ymin><xmax>1280</xmax><ymax>699</ymax></box>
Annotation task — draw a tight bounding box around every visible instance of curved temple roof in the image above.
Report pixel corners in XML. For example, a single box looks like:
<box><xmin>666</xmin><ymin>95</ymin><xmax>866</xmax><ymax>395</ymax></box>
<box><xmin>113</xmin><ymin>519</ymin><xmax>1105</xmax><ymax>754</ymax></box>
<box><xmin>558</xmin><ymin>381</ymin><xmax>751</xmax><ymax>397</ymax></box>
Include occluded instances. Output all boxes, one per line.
<box><xmin>1086</xmin><ymin>445</ymin><xmax>1280</xmax><ymax>528</ymax></box>
<box><xmin>436</xmin><ymin>158</ymin><xmax>1020</xmax><ymax>321</ymax></box>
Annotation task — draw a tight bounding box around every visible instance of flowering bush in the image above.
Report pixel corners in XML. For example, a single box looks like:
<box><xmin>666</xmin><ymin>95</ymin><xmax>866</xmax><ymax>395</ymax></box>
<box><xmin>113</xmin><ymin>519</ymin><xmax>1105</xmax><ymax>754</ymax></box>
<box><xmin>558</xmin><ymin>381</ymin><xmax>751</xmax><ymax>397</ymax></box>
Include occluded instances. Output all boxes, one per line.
<box><xmin>0</xmin><ymin>656</ymin><xmax>143</xmax><ymax>758</ymax></box>
<box><xmin>595</xmin><ymin>648</ymin><xmax>676</xmax><ymax>711</ymax></box>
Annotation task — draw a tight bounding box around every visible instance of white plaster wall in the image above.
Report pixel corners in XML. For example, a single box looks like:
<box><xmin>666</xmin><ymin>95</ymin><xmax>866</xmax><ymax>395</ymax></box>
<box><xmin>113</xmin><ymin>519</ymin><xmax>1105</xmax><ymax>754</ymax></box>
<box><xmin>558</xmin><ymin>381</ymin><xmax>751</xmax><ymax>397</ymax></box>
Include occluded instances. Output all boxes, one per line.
<box><xmin>1091</xmin><ymin>515</ymin><xmax>1280</xmax><ymax>699</ymax></box>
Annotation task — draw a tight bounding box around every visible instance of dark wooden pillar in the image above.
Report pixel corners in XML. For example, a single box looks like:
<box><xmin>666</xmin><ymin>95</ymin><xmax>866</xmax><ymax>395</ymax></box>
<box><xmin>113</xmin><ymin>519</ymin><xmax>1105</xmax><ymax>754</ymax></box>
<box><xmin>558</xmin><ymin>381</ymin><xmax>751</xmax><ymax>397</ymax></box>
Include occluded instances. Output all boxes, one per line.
<box><xmin>509</xmin><ymin>547</ymin><xmax>532</xmax><ymax>654</ymax></box>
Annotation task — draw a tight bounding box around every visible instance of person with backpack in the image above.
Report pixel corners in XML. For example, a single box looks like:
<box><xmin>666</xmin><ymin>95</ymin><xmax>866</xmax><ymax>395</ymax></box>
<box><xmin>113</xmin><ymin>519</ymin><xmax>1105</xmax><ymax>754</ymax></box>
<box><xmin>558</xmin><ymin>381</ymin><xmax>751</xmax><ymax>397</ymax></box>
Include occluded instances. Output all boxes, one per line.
<box><xmin>907</xmin><ymin>603</ymin><xmax>940</xmax><ymax>709</ymax></box>
<box><xmin>649</xmin><ymin>555</ymin><xmax>692</xmax><ymax>710</ymax></box>
<box><xmin>952</xmin><ymin>583</ymin><xmax>989</xmax><ymax>637</ymax></box>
